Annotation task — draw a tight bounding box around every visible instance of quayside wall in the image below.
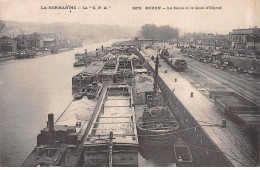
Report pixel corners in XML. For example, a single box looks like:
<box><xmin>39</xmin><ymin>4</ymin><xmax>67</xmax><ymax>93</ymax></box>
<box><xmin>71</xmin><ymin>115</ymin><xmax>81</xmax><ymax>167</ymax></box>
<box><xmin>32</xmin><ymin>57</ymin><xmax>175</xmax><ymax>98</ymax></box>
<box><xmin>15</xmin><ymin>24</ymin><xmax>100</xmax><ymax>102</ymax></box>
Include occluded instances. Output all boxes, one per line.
<box><xmin>135</xmin><ymin>50</ymin><xmax>234</xmax><ymax>166</ymax></box>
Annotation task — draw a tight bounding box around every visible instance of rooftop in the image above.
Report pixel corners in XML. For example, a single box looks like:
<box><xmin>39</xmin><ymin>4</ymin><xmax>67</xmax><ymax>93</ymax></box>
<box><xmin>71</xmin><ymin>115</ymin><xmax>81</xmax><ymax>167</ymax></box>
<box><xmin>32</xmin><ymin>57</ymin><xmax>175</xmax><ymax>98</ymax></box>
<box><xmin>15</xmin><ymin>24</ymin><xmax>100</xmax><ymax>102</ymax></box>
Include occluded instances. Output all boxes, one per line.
<box><xmin>80</xmin><ymin>61</ymin><xmax>105</xmax><ymax>75</ymax></box>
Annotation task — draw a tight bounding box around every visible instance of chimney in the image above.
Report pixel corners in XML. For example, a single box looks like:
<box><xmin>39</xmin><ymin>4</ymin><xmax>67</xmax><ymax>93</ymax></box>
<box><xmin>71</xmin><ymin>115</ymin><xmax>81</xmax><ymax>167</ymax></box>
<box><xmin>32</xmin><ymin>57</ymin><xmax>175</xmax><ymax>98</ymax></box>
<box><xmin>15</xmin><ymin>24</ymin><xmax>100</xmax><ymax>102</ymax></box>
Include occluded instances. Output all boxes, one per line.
<box><xmin>85</xmin><ymin>49</ymin><xmax>87</xmax><ymax>59</ymax></box>
<box><xmin>96</xmin><ymin>49</ymin><xmax>98</xmax><ymax>57</ymax></box>
<box><xmin>48</xmin><ymin>113</ymin><xmax>54</xmax><ymax>132</ymax></box>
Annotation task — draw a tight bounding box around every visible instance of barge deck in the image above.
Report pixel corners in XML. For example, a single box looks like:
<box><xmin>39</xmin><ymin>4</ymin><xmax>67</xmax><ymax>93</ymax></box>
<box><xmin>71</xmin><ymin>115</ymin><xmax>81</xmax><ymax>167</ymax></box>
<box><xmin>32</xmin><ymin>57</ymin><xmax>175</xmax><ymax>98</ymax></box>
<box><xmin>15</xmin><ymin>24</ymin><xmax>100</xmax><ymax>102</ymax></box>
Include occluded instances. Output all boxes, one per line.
<box><xmin>22</xmin><ymin>88</ymin><xmax>107</xmax><ymax>167</ymax></box>
<box><xmin>83</xmin><ymin>85</ymin><xmax>138</xmax><ymax>167</ymax></box>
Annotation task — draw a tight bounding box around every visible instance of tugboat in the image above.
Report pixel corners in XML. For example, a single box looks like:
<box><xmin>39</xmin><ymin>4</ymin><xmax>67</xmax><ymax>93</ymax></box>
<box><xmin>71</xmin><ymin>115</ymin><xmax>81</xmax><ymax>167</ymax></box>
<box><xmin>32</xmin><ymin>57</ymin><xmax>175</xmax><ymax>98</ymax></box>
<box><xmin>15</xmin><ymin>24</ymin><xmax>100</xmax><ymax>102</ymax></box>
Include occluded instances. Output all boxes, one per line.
<box><xmin>174</xmin><ymin>139</ymin><xmax>193</xmax><ymax>166</ymax></box>
<box><xmin>134</xmin><ymin>56</ymin><xmax>179</xmax><ymax>151</ymax></box>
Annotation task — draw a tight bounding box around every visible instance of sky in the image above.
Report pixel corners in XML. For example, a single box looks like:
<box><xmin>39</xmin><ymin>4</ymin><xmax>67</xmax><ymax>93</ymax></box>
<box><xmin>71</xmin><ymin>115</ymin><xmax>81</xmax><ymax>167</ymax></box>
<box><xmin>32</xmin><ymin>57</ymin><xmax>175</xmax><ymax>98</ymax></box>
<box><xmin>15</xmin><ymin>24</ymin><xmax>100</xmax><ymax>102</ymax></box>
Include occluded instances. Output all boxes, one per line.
<box><xmin>0</xmin><ymin>0</ymin><xmax>260</xmax><ymax>34</ymax></box>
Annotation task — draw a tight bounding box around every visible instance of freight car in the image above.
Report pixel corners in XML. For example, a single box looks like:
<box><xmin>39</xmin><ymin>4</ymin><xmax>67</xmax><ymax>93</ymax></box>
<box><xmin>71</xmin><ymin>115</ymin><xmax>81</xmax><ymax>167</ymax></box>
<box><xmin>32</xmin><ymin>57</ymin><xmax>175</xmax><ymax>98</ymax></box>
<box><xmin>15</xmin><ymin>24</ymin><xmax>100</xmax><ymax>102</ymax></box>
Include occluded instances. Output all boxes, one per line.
<box><xmin>167</xmin><ymin>57</ymin><xmax>187</xmax><ymax>72</ymax></box>
<box><xmin>160</xmin><ymin>49</ymin><xmax>187</xmax><ymax>72</ymax></box>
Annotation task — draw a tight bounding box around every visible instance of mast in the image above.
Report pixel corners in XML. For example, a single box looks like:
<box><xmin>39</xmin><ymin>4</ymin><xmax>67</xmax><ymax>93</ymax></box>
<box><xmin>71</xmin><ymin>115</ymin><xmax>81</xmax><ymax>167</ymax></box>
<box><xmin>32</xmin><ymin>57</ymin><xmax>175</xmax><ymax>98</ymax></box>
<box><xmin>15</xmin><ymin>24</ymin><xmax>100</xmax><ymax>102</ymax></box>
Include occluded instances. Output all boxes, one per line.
<box><xmin>154</xmin><ymin>56</ymin><xmax>159</xmax><ymax>96</ymax></box>
<box><xmin>108</xmin><ymin>131</ymin><xmax>113</xmax><ymax>167</ymax></box>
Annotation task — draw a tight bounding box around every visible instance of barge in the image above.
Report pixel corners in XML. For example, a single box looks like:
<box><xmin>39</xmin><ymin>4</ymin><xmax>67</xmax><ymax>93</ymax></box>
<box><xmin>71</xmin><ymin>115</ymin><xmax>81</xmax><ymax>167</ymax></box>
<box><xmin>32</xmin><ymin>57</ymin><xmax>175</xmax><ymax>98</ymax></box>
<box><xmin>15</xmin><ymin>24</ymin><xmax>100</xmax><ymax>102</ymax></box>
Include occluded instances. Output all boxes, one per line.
<box><xmin>22</xmin><ymin>93</ymin><xmax>104</xmax><ymax>166</ymax></box>
<box><xmin>23</xmin><ymin>44</ymin><xmax>185</xmax><ymax>167</ymax></box>
<box><xmin>210</xmin><ymin>91</ymin><xmax>260</xmax><ymax>126</ymax></box>
<box><xmin>72</xmin><ymin>54</ymin><xmax>135</xmax><ymax>94</ymax></box>
<box><xmin>72</xmin><ymin>61</ymin><xmax>105</xmax><ymax>93</ymax></box>
<box><xmin>174</xmin><ymin>140</ymin><xmax>193</xmax><ymax>167</ymax></box>
<box><xmin>114</xmin><ymin>55</ymin><xmax>135</xmax><ymax>85</ymax></box>
<box><xmin>83</xmin><ymin>85</ymin><xmax>139</xmax><ymax>167</ymax></box>
<box><xmin>133</xmin><ymin>57</ymin><xmax>179</xmax><ymax>150</ymax></box>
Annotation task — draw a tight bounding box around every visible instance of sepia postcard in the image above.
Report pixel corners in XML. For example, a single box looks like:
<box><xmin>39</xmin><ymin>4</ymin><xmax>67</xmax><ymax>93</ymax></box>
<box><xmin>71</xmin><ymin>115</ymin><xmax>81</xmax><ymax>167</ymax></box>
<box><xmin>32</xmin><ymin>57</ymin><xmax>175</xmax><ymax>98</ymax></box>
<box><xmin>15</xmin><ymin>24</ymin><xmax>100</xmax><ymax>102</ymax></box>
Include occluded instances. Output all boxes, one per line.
<box><xmin>0</xmin><ymin>0</ymin><xmax>260</xmax><ymax>167</ymax></box>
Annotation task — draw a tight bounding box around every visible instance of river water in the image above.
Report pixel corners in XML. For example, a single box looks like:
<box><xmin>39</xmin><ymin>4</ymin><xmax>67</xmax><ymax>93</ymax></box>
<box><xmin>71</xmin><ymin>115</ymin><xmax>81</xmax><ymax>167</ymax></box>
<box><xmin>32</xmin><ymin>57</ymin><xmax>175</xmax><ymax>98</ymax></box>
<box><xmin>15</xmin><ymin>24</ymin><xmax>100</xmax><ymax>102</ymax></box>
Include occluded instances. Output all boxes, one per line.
<box><xmin>0</xmin><ymin>39</ymin><xmax>175</xmax><ymax>167</ymax></box>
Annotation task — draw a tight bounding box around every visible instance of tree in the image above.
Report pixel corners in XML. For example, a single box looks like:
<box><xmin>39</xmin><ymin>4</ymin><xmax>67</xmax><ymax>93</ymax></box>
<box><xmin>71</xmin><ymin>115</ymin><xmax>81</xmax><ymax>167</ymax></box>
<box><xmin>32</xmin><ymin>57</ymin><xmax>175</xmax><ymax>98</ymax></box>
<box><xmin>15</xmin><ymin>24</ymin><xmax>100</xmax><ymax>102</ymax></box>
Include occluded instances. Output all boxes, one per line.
<box><xmin>140</xmin><ymin>24</ymin><xmax>158</xmax><ymax>39</ymax></box>
<box><xmin>140</xmin><ymin>24</ymin><xmax>179</xmax><ymax>41</ymax></box>
<box><xmin>0</xmin><ymin>21</ymin><xmax>6</xmax><ymax>35</ymax></box>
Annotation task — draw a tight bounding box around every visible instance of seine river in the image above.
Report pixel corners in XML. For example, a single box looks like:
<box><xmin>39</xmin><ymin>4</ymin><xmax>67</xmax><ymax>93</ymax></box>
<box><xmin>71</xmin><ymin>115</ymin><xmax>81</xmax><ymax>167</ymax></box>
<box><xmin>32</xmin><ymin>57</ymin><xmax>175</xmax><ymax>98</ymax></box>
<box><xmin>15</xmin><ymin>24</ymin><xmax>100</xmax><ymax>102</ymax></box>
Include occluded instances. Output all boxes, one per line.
<box><xmin>0</xmin><ymin>39</ymin><xmax>175</xmax><ymax>167</ymax></box>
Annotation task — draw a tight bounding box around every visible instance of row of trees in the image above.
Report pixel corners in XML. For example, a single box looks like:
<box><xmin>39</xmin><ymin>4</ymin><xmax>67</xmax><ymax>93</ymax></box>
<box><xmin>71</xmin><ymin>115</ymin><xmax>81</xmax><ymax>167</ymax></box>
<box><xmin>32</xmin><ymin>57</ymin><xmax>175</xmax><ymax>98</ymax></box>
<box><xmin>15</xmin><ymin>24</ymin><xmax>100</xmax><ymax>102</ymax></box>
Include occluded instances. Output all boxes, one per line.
<box><xmin>140</xmin><ymin>24</ymin><xmax>179</xmax><ymax>41</ymax></box>
<box><xmin>0</xmin><ymin>21</ymin><xmax>6</xmax><ymax>35</ymax></box>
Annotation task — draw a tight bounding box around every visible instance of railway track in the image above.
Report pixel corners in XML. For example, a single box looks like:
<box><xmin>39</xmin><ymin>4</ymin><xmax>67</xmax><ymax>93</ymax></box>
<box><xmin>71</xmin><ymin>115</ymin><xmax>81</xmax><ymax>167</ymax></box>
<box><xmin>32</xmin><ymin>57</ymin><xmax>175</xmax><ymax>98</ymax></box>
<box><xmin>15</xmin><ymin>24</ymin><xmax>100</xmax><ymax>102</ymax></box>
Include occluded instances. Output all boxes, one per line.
<box><xmin>188</xmin><ymin>60</ymin><xmax>260</xmax><ymax>92</ymax></box>
<box><xmin>187</xmin><ymin>62</ymin><xmax>260</xmax><ymax>106</ymax></box>
<box><xmin>143</xmin><ymin>47</ymin><xmax>260</xmax><ymax>105</ymax></box>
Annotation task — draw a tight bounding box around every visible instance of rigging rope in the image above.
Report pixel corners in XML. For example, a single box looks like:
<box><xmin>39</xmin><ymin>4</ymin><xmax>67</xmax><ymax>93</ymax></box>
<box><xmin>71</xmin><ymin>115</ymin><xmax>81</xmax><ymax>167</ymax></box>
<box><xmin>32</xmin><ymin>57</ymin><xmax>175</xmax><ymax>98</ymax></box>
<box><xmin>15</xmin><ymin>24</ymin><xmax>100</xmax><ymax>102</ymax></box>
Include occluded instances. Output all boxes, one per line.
<box><xmin>136</xmin><ymin>124</ymin><xmax>247</xmax><ymax>166</ymax></box>
<box><xmin>165</xmin><ymin>130</ymin><xmax>247</xmax><ymax>167</ymax></box>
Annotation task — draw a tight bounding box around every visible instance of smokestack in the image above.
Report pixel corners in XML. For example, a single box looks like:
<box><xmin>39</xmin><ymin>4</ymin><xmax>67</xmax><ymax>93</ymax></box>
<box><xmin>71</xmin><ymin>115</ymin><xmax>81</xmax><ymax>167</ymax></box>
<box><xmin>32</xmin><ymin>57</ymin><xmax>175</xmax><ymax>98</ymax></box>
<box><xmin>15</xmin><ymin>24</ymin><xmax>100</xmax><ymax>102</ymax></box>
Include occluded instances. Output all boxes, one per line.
<box><xmin>48</xmin><ymin>113</ymin><xmax>54</xmax><ymax>132</ymax></box>
<box><xmin>85</xmin><ymin>49</ymin><xmax>87</xmax><ymax>59</ymax></box>
<box><xmin>96</xmin><ymin>49</ymin><xmax>98</xmax><ymax>58</ymax></box>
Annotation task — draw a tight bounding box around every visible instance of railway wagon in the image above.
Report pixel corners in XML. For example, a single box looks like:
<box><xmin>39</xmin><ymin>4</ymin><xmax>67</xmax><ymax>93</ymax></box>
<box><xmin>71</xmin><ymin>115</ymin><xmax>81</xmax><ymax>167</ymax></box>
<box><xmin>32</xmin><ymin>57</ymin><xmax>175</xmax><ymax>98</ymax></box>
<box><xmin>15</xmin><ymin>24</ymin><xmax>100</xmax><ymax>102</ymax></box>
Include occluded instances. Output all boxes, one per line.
<box><xmin>167</xmin><ymin>57</ymin><xmax>187</xmax><ymax>72</ymax></box>
<box><xmin>159</xmin><ymin>49</ymin><xmax>187</xmax><ymax>72</ymax></box>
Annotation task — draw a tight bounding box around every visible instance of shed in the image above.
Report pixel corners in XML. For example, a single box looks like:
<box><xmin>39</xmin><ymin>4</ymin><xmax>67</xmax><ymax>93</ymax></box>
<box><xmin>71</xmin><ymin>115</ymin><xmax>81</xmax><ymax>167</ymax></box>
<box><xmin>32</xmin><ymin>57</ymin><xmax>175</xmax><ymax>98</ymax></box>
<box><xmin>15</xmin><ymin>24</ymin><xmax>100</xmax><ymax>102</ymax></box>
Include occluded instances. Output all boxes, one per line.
<box><xmin>211</xmin><ymin>51</ymin><xmax>222</xmax><ymax>63</ymax></box>
<box><xmin>135</xmin><ymin>74</ymin><xmax>154</xmax><ymax>105</ymax></box>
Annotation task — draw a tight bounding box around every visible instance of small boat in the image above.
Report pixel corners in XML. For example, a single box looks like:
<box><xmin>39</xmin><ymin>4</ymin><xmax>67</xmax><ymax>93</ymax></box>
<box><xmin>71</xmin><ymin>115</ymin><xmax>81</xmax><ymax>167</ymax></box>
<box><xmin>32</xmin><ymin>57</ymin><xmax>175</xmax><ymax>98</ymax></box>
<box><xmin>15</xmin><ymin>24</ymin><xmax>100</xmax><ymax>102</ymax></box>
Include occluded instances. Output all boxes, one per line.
<box><xmin>34</xmin><ymin>145</ymin><xmax>67</xmax><ymax>167</ymax></box>
<box><xmin>79</xmin><ymin>87</ymin><xmax>88</xmax><ymax>96</ymax></box>
<box><xmin>74</xmin><ymin>60</ymin><xmax>87</xmax><ymax>67</ymax></box>
<box><xmin>74</xmin><ymin>87</ymin><xmax>88</xmax><ymax>100</ymax></box>
<box><xmin>174</xmin><ymin>140</ymin><xmax>193</xmax><ymax>166</ymax></box>
<box><xmin>86</xmin><ymin>82</ymin><xmax>103</xmax><ymax>99</ymax></box>
<box><xmin>75</xmin><ymin>53</ymin><xmax>85</xmax><ymax>60</ymax></box>
<box><xmin>74</xmin><ymin>94</ymin><xmax>83</xmax><ymax>100</ymax></box>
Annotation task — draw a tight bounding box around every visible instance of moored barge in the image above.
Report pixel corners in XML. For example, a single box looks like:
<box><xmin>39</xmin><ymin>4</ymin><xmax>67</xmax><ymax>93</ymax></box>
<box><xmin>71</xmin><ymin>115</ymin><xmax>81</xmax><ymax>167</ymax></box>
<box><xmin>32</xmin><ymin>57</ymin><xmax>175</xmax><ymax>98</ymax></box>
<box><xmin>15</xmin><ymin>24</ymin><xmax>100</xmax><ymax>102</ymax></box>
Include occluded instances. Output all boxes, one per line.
<box><xmin>83</xmin><ymin>85</ymin><xmax>138</xmax><ymax>167</ymax></box>
<box><xmin>22</xmin><ymin>90</ymin><xmax>105</xmax><ymax>167</ymax></box>
<box><xmin>174</xmin><ymin>139</ymin><xmax>193</xmax><ymax>167</ymax></box>
<box><xmin>133</xmin><ymin>57</ymin><xmax>180</xmax><ymax>151</ymax></box>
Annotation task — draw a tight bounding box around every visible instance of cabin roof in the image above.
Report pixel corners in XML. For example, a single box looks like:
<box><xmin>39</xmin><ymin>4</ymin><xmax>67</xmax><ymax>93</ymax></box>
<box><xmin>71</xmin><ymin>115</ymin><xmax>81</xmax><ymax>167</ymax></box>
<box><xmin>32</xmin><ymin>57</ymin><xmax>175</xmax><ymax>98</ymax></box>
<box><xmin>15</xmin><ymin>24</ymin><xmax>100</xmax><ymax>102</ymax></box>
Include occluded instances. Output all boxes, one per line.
<box><xmin>212</xmin><ymin>51</ymin><xmax>222</xmax><ymax>55</ymax></box>
<box><xmin>81</xmin><ymin>61</ymin><xmax>104</xmax><ymax>75</ymax></box>
<box><xmin>135</xmin><ymin>74</ymin><xmax>154</xmax><ymax>93</ymax></box>
<box><xmin>102</xmin><ymin>53</ymin><xmax>115</xmax><ymax>60</ymax></box>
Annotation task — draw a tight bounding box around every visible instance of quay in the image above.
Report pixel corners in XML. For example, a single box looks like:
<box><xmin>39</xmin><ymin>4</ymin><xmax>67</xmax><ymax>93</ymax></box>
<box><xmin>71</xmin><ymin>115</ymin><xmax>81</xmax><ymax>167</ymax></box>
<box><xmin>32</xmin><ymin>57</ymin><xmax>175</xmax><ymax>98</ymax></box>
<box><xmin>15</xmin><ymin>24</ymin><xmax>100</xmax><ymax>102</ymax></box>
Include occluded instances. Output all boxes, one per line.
<box><xmin>137</xmin><ymin>46</ymin><xmax>259</xmax><ymax>166</ymax></box>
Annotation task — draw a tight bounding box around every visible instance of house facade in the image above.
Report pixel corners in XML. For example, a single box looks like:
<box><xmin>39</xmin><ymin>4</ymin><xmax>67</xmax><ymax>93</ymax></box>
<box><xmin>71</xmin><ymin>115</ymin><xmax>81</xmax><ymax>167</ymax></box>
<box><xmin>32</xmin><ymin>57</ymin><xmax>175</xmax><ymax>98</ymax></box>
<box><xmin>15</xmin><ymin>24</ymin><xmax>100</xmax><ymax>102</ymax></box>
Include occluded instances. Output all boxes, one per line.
<box><xmin>0</xmin><ymin>36</ymin><xmax>17</xmax><ymax>53</ymax></box>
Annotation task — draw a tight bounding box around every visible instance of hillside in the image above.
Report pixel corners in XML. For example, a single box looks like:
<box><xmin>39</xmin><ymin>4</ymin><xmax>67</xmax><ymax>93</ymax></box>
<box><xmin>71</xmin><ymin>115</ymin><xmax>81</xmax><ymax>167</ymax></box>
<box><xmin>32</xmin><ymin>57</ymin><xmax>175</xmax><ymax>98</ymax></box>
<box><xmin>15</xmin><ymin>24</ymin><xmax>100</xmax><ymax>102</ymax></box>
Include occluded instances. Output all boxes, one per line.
<box><xmin>0</xmin><ymin>20</ymin><xmax>139</xmax><ymax>44</ymax></box>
